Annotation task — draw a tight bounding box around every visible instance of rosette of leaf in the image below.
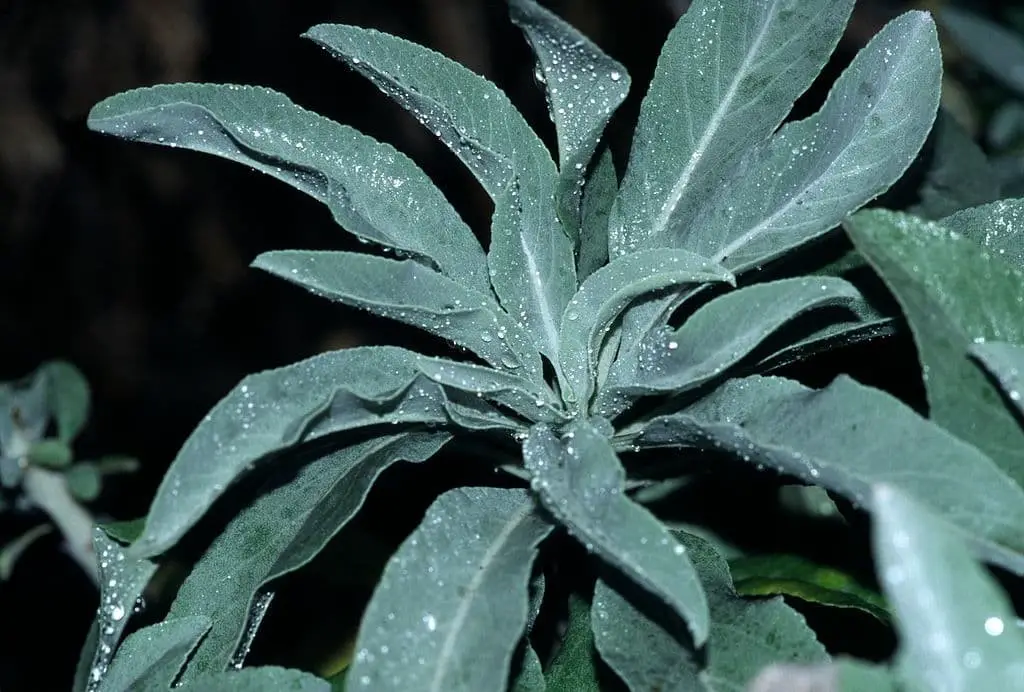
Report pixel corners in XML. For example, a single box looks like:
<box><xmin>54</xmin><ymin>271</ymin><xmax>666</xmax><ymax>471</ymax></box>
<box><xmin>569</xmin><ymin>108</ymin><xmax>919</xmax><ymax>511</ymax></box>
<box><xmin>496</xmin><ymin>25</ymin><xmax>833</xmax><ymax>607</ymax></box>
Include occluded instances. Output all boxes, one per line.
<box><xmin>81</xmin><ymin>1</ymin><xmax>1021</xmax><ymax>690</ymax></box>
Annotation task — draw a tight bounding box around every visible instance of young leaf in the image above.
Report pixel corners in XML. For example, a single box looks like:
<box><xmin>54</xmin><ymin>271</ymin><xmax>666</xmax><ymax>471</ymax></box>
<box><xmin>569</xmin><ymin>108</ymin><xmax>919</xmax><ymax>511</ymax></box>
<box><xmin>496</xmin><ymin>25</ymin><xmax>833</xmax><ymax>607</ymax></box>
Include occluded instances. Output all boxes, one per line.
<box><xmin>872</xmin><ymin>485</ymin><xmax>1024</xmax><ymax>691</ymax></box>
<box><xmin>559</xmin><ymin>248</ymin><xmax>733</xmax><ymax>409</ymax></box>
<box><xmin>941</xmin><ymin>198</ymin><xmax>1024</xmax><ymax>269</ymax></box>
<box><xmin>42</xmin><ymin>360</ymin><xmax>90</xmax><ymax>443</ymax></box>
<box><xmin>189</xmin><ymin>667</ymin><xmax>331</xmax><ymax>691</ymax></box>
<box><xmin>846</xmin><ymin>209</ymin><xmax>1024</xmax><ymax>490</ymax></box>
<box><xmin>346</xmin><ymin>487</ymin><xmax>553</xmax><ymax>692</ymax></box>
<box><xmin>729</xmin><ymin>554</ymin><xmax>889</xmax><ymax>622</ymax></box>
<box><xmin>939</xmin><ymin>7</ymin><xmax>1024</xmax><ymax>97</ymax></box>
<box><xmin>970</xmin><ymin>340</ymin><xmax>1024</xmax><ymax>418</ymax></box>
<box><xmin>509</xmin><ymin>0</ymin><xmax>630</xmax><ymax>241</ymax></box>
<box><xmin>87</xmin><ymin>84</ymin><xmax>489</xmax><ymax>294</ymax></box>
<box><xmin>128</xmin><ymin>346</ymin><xmax>493</xmax><ymax>560</ymax></box>
<box><xmin>523</xmin><ymin>419</ymin><xmax>710</xmax><ymax>644</ymax></box>
<box><xmin>577</xmin><ymin>148</ymin><xmax>617</xmax><ymax>281</ymax></box>
<box><xmin>545</xmin><ymin>594</ymin><xmax>600</xmax><ymax>692</ymax></box>
<box><xmin>685</xmin><ymin>11</ymin><xmax>941</xmax><ymax>271</ymax></box>
<box><xmin>27</xmin><ymin>439</ymin><xmax>74</xmax><ymax>468</ymax></box>
<box><xmin>306</xmin><ymin>24</ymin><xmax>575</xmax><ymax>362</ymax></box>
<box><xmin>600</xmin><ymin>277</ymin><xmax>861</xmax><ymax>415</ymax></box>
<box><xmin>167</xmin><ymin>433</ymin><xmax>450</xmax><ymax>683</ymax></box>
<box><xmin>98</xmin><ymin>616</ymin><xmax>211</xmax><ymax>692</ymax></box>
<box><xmin>630</xmin><ymin>375</ymin><xmax>1024</xmax><ymax>576</ymax></box>
<box><xmin>609</xmin><ymin>0</ymin><xmax>855</xmax><ymax>257</ymax></box>
<box><xmin>592</xmin><ymin>532</ymin><xmax>826</xmax><ymax>692</ymax></box>
<box><xmin>254</xmin><ymin>250</ymin><xmax>542</xmax><ymax>381</ymax></box>
<box><xmin>66</xmin><ymin>462</ymin><xmax>103</xmax><ymax>502</ymax></box>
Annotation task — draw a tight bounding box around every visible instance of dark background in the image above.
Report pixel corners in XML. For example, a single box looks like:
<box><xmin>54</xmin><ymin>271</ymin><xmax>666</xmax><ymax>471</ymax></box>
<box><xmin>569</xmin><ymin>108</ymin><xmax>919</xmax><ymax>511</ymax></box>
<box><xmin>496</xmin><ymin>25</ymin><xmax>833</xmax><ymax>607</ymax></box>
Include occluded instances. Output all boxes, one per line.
<box><xmin>0</xmin><ymin>0</ymin><xmax>1006</xmax><ymax>688</ymax></box>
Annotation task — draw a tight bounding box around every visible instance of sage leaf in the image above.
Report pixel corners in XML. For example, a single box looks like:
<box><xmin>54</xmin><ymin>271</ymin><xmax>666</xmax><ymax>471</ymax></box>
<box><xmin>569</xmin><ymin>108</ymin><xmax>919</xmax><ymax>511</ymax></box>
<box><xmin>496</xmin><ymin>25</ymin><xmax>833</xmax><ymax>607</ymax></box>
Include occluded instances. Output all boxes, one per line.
<box><xmin>98</xmin><ymin>616</ymin><xmax>210</xmax><ymax>692</ymax></box>
<box><xmin>347</xmin><ymin>487</ymin><xmax>553</xmax><ymax>692</ymax></box>
<box><xmin>687</xmin><ymin>11</ymin><xmax>941</xmax><ymax>271</ymax></box>
<box><xmin>970</xmin><ymin>340</ymin><xmax>1024</xmax><ymax>419</ymax></box>
<box><xmin>511</xmin><ymin>644</ymin><xmax>545</xmax><ymax>692</ymax></box>
<box><xmin>872</xmin><ymin>485</ymin><xmax>1024</xmax><ymax>691</ymax></box>
<box><xmin>609</xmin><ymin>0</ymin><xmax>854</xmax><ymax>257</ymax></box>
<box><xmin>559</xmin><ymin>248</ymin><xmax>733</xmax><ymax>409</ymax></box>
<box><xmin>254</xmin><ymin>250</ymin><xmax>542</xmax><ymax>381</ymax></box>
<box><xmin>592</xmin><ymin>532</ymin><xmax>826</xmax><ymax>692</ymax></box>
<box><xmin>188</xmin><ymin>667</ymin><xmax>330</xmax><ymax>691</ymax></box>
<box><xmin>128</xmin><ymin>346</ymin><xmax>490</xmax><ymax>560</ymax></box>
<box><xmin>602</xmin><ymin>277</ymin><xmax>861</xmax><ymax>412</ymax></box>
<box><xmin>306</xmin><ymin>24</ymin><xmax>575</xmax><ymax>362</ymax></box>
<box><xmin>846</xmin><ymin>209</ymin><xmax>1024</xmax><ymax>490</ymax></box>
<box><xmin>939</xmin><ymin>7</ymin><xmax>1024</xmax><ymax>97</ymax></box>
<box><xmin>755</xmin><ymin>310</ymin><xmax>892</xmax><ymax>374</ymax></box>
<box><xmin>86</xmin><ymin>84</ymin><xmax>488</xmax><ymax>294</ymax></box>
<box><xmin>632</xmin><ymin>375</ymin><xmax>1024</xmax><ymax>576</ymax></box>
<box><xmin>523</xmin><ymin>419</ymin><xmax>709</xmax><ymax>643</ymax></box>
<box><xmin>834</xmin><ymin>659</ymin><xmax>899</xmax><ymax>692</ymax></box>
<box><xmin>545</xmin><ymin>594</ymin><xmax>600</xmax><ymax>692</ymax></box>
<box><xmin>729</xmin><ymin>554</ymin><xmax>889</xmax><ymax>622</ymax></box>
<box><xmin>42</xmin><ymin>360</ymin><xmax>90</xmax><ymax>443</ymax></box>
<box><xmin>168</xmin><ymin>433</ymin><xmax>450</xmax><ymax>683</ymax></box>
<box><xmin>942</xmin><ymin>198</ymin><xmax>1024</xmax><ymax>269</ymax></box>
<box><xmin>0</xmin><ymin>524</ymin><xmax>52</xmax><ymax>580</ymax></box>
<box><xmin>509</xmin><ymin>0</ymin><xmax>629</xmax><ymax>241</ymax></box>
<box><xmin>577</xmin><ymin>148</ymin><xmax>617</xmax><ymax>281</ymax></box>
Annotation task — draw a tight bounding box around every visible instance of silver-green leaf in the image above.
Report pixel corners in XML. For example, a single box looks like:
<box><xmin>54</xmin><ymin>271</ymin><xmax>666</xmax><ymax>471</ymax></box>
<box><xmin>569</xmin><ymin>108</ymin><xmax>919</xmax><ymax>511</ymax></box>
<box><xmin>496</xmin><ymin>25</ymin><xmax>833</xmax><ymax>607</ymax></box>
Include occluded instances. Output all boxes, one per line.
<box><xmin>872</xmin><ymin>485</ymin><xmax>1024</xmax><ymax>691</ymax></box>
<box><xmin>86</xmin><ymin>84</ymin><xmax>489</xmax><ymax>294</ymax></box>
<box><xmin>523</xmin><ymin>419</ymin><xmax>709</xmax><ymax>644</ymax></box>
<box><xmin>970</xmin><ymin>340</ymin><xmax>1024</xmax><ymax>420</ymax></box>
<box><xmin>98</xmin><ymin>616</ymin><xmax>211</xmax><ymax>692</ymax></box>
<box><xmin>347</xmin><ymin>487</ymin><xmax>553</xmax><ymax>692</ymax></box>
<box><xmin>577</xmin><ymin>148</ymin><xmax>617</xmax><ymax>281</ymax></box>
<box><xmin>609</xmin><ymin>0</ymin><xmax>854</xmax><ymax>257</ymax></box>
<box><xmin>188</xmin><ymin>667</ymin><xmax>330</xmax><ymax>691</ymax></box>
<box><xmin>941</xmin><ymin>198</ymin><xmax>1024</xmax><ymax>270</ymax></box>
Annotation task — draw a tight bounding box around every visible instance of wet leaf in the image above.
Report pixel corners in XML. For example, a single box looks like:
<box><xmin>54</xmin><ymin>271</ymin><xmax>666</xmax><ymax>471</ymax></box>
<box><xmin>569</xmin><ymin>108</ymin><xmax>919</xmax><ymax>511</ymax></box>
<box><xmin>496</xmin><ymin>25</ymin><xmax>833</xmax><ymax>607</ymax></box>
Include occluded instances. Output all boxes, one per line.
<box><xmin>511</xmin><ymin>644</ymin><xmax>545</xmax><ymax>692</ymax></box>
<box><xmin>346</xmin><ymin>487</ymin><xmax>553</xmax><ymax>692</ymax></box>
<box><xmin>577</xmin><ymin>148</ymin><xmax>617</xmax><ymax>281</ymax></box>
<box><xmin>188</xmin><ymin>667</ymin><xmax>331</xmax><ymax>691</ymax></box>
<box><xmin>545</xmin><ymin>594</ymin><xmax>600</xmax><ymax>692</ymax></box>
<box><xmin>98</xmin><ymin>616</ymin><xmax>210</xmax><ymax>692</ymax></box>
<box><xmin>970</xmin><ymin>340</ymin><xmax>1024</xmax><ymax>418</ymax></box>
<box><xmin>941</xmin><ymin>198</ymin><xmax>1024</xmax><ymax>270</ymax></box>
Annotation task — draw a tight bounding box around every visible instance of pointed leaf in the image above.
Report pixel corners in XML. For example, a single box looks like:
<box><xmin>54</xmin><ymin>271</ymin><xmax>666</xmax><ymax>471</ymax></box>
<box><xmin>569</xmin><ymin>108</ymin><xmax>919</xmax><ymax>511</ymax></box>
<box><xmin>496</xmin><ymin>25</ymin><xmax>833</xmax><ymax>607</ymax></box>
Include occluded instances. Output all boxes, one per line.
<box><xmin>601</xmin><ymin>277</ymin><xmax>861</xmax><ymax>412</ymax></box>
<box><xmin>190</xmin><ymin>667</ymin><xmax>330</xmax><ymax>691</ymax></box>
<box><xmin>632</xmin><ymin>375</ymin><xmax>1024</xmax><ymax>576</ymax></box>
<box><xmin>939</xmin><ymin>8</ymin><xmax>1024</xmax><ymax>97</ymax></box>
<box><xmin>87</xmin><ymin>84</ymin><xmax>489</xmax><ymax>294</ymax></box>
<box><xmin>942</xmin><ymin>198</ymin><xmax>1024</xmax><ymax>269</ymax></box>
<box><xmin>255</xmin><ymin>250</ymin><xmax>542</xmax><ymax>380</ymax></box>
<box><xmin>347</xmin><ymin>487</ymin><xmax>553</xmax><ymax>692</ymax></box>
<box><xmin>545</xmin><ymin>594</ymin><xmax>600</xmax><ymax>692</ymax></box>
<box><xmin>42</xmin><ymin>360</ymin><xmax>90</xmax><ymax>443</ymax></box>
<box><xmin>846</xmin><ymin>209</ymin><xmax>1024</xmax><ymax>491</ymax></box>
<box><xmin>685</xmin><ymin>11</ymin><xmax>941</xmax><ymax>270</ymax></box>
<box><xmin>523</xmin><ymin>419</ymin><xmax>709</xmax><ymax>643</ymax></box>
<box><xmin>169</xmin><ymin>433</ymin><xmax>449</xmax><ymax>683</ymax></box>
<box><xmin>872</xmin><ymin>485</ymin><xmax>1024</xmax><ymax>691</ymax></box>
<box><xmin>592</xmin><ymin>532</ymin><xmax>826</xmax><ymax>692</ymax></box>
<box><xmin>970</xmin><ymin>340</ymin><xmax>1024</xmax><ymax>418</ymax></box>
<box><xmin>511</xmin><ymin>644</ymin><xmax>545</xmax><ymax>692</ymax></box>
<box><xmin>99</xmin><ymin>616</ymin><xmax>211</xmax><ymax>692</ymax></box>
<box><xmin>129</xmin><ymin>346</ymin><xmax>505</xmax><ymax>559</ymax></box>
<box><xmin>577</xmin><ymin>148</ymin><xmax>617</xmax><ymax>281</ymax></box>
<box><xmin>509</xmin><ymin>0</ymin><xmax>630</xmax><ymax>241</ymax></box>
<box><xmin>306</xmin><ymin>24</ymin><xmax>575</xmax><ymax>361</ymax></box>
<box><xmin>559</xmin><ymin>248</ymin><xmax>733</xmax><ymax>408</ymax></box>
<box><xmin>609</xmin><ymin>0</ymin><xmax>854</xmax><ymax>257</ymax></box>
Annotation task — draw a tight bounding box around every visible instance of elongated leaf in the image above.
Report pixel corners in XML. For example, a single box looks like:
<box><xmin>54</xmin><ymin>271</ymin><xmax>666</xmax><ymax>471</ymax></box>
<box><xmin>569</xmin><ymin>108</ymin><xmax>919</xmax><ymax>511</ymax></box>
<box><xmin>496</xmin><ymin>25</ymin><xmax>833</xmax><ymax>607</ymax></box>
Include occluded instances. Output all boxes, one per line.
<box><xmin>846</xmin><ymin>209</ymin><xmax>1024</xmax><ymax>490</ymax></box>
<box><xmin>307</xmin><ymin>24</ymin><xmax>575</xmax><ymax>362</ymax></box>
<box><xmin>592</xmin><ymin>532</ymin><xmax>826</xmax><ymax>692</ymax></box>
<box><xmin>910</xmin><ymin>110</ymin><xmax>1003</xmax><ymax>220</ymax></box>
<box><xmin>42</xmin><ymin>360</ymin><xmax>90</xmax><ymax>443</ymax></box>
<box><xmin>545</xmin><ymin>594</ymin><xmax>600</xmax><ymax>692</ymax></box>
<box><xmin>255</xmin><ymin>250</ymin><xmax>541</xmax><ymax>380</ymax></box>
<box><xmin>559</xmin><ymin>249</ymin><xmax>733</xmax><ymax>408</ymax></box>
<box><xmin>942</xmin><ymin>198</ymin><xmax>1024</xmax><ymax>269</ymax></box>
<box><xmin>347</xmin><ymin>487</ymin><xmax>553</xmax><ymax>692</ymax></box>
<box><xmin>190</xmin><ymin>667</ymin><xmax>331</xmax><ymax>691</ymax></box>
<box><xmin>970</xmin><ymin>340</ymin><xmax>1024</xmax><ymax>418</ymax></box>
<box><xmin>730</xmin><ymin>554</ymin><xmax>889</xmax><ymax>622</ymax></box>
<box><xmin>754</xmin><ymin>306</ymin><xmax>892</xmax><ymax>374</ymax></box>
<box><xmin>85</xmin><ymin>530</ymin><xmax>159</xmax><ymax>692</ymax></box>
<box><xmin>511</xmin><ymin>645</ymin><xmax>545</xmax><ymax>692</ymax></box>
<box><xmin>128</xmin><ymin>346</ymin><xmax>506</xmax><ymax>560</ymax></box>
<box><xmin>631</xmin><ymin>375</ymin><xmax>1024</xmax><ymax>576</ymax></box>
<box><xmin>939</xmin><ymin>8</ymin><xmax>1024</xmax><ymax>97</ymax></box>
<box><xmin>683</xmin><ymin>11</ymin><xmax>940</xmax><ymax>270</ymax></box>
<box><xmin>99</xmin><ymin>616</ymin><xmax>210</xmax><ymax>692</ymax></box>
<box><xmin>169</xmin><ymin>433</ymin><xmax>449</xmax><ymax>683</ymax></box>
<box><xmin>609</xmin><ymin>0</ymin><xmax>854</xmax><ymax>257</ymax></box>
<box><xmin>87</xmin><ymin>84</ymin><xmax>488</xmax><ymax>294</ymax></box>
<box><xmin>577</xmin><ymin>148</ymin><xmax>617</xmax><ymax>281</ymax></box>
<box><xmin>872</xmin><ymin>485</ymin><xmax>1024</xmax><ymax>691</ymax></box>
<box><xmin>523</xmin><ymin>419</ymin><xmax>709</xmax><ymax>643</ymax></box>
<box><xmin>509</xmin><ymin>0</ymin><xmax>629</xmax><ymax>241</ymax></box>
<box><xmin>599</xmin><ymin>277</ymin><xmax>860</xmax><ymax>415</ymax></box>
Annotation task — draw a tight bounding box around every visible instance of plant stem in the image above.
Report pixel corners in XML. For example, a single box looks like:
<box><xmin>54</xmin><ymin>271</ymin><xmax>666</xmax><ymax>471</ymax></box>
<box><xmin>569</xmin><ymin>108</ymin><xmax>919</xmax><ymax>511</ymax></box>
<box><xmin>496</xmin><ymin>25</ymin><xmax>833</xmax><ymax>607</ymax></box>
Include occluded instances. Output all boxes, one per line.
<box><xmin>21</xmin><ymin>465</ymin><xmax>98</xmax><ymax>584</ymax></box>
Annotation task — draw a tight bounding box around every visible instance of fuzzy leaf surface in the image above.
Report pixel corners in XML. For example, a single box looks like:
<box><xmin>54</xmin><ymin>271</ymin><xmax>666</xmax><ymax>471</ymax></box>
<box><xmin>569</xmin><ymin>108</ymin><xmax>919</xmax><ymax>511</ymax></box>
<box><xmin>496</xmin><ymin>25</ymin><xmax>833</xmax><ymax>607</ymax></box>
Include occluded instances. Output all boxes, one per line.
<box><xmin>98</xmin><ymin>617</ymin><xmax>210</xmax><ymax>692</ymax></box>
<box><xmin>86</xmin><ymin>84</ymin><xmax>488</xmax><ymax>293</ymax></box>
<box><xmin>941</xmin><ymin>198</ymin><xmax>1024</xmax><ymax>269</ymax></box>
<box><xmin>609</xmin><ymin>0</ymin><xmax>854</xmax><ymax>257</ymax></box>
<box><xmin>577</xmin><ymin>148</ymin><xmax>617</xmax><ymax>281</ymax></box>
<box><xmin>545</xmin><ymin>594</ymin><xmax>600</xmax><ymax>692</ymax></box>
<box><xmin>970</xmin><ymin>340</ymin><xmax>1024</xmax><ymax>419</ymax></box>
<box><xmin>188</xmin><ymin>667</ymin><xmax>330</xmax><ymax>691</ymax></box>
<box><xmin>347</xmin><ymin>487</ymin><xmax>553</xmax><ymax>692</ymax></box>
